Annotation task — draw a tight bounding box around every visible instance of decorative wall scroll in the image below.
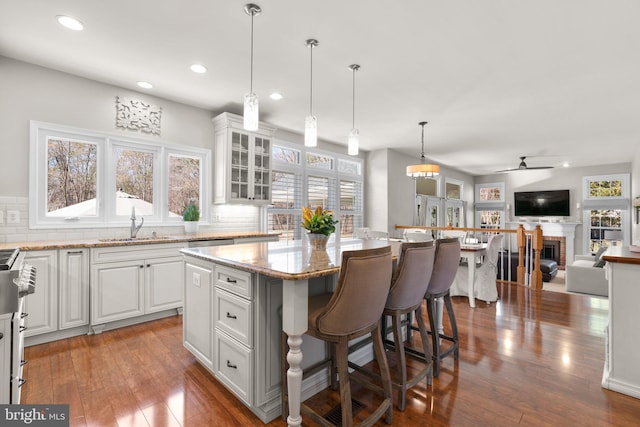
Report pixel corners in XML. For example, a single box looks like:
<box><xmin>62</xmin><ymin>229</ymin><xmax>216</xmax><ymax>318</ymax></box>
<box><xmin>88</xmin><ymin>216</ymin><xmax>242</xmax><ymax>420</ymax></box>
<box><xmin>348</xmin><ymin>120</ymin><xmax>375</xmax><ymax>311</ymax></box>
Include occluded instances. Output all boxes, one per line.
<box><xmin>115</xmin><ymin>96</ymin><xmax>162</xmax><ymax>135</ymax></box>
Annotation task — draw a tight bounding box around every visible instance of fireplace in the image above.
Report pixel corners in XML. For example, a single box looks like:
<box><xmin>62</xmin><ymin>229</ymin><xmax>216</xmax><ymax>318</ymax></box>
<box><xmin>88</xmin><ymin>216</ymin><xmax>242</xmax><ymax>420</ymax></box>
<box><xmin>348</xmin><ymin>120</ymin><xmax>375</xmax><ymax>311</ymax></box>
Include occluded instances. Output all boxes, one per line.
<box><xmin>542</xmin><ymin>236</ymin><xmax>566</xmax><ymax>269</ymax></box>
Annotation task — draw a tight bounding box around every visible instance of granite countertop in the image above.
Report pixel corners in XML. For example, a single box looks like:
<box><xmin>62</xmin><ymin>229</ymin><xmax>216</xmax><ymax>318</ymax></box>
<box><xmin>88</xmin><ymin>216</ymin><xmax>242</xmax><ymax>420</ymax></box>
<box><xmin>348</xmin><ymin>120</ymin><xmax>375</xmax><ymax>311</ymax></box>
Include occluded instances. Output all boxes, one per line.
<box><xmin>181</xmin><ymin>239</ymin><xmax>400</xmax><ymax>281</ymax></box>
<box><xmin>0</xmin><ymin>232</ymin><xmax>279</xmax><ymax>251</ymax></box>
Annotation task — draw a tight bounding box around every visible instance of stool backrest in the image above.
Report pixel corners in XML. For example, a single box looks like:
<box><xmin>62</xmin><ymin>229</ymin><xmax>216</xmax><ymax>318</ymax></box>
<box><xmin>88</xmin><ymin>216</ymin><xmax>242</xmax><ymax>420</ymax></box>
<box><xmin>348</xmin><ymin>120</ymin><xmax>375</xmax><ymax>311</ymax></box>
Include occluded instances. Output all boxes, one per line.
<box><xmin>386</xmin><ymin>242</ymin><xmax>435</xmax><ymax>310</ymax></box>
<box><xmin>427</xmin><ymin>238</ymin><xmax>461</xmax><ymax>297</ymax></box>
<box><xmin>314</xmin><ymin>246</ymin><xmax>392</xmax><ymax>336</ymax></box>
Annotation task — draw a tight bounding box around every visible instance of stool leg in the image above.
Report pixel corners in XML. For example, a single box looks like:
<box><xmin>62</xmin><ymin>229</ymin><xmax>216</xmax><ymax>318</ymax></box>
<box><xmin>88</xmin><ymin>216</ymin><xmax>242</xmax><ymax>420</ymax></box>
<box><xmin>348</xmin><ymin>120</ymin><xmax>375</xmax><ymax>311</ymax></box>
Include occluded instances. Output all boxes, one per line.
<box><xmin>414</xmin><ymin>305</ymin><xmax>433</xmax><ymax>385</ymax></box>
<box><xmin>336</xmin><ymin>339</ymin><xmax>353</xmax><ymax>427</ymax></box>
<box><xmin>280</xmin><ymin>331</ymin><xmax>289</xmax><ymax>421</ymax></box>
<box><xmin>391</xmin><ymin>313</ymin><xmax>407</xmax><ymax>411</ymax></box>
<box><xmin>372</xmin><ymin>323</ymin><xmax>393</xmax><ymax>424</ymax></box>
<box><xmin>426</xmin><ymin>296</ymin><xmax>441</xmax><ymax>377</ymax></box>
<box><xmin>444</xmin><ymin>294</ymin><xmax>459</xmax><ymax>360</ymax></box>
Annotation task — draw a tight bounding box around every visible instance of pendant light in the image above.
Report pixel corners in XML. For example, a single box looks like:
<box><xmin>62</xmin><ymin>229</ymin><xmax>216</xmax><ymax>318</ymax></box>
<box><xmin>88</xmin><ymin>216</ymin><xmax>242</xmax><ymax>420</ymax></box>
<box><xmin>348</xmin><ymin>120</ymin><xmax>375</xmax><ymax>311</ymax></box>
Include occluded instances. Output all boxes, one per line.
<box><xmin>304</xmin><ymin>39</ymin><xmax>319</xmax><ymax>147</ymax></box>
<box><xmin>347</xmin><ymin>64</ymin><xmax>360</xmax><ymax>156</ymax></box>
<box><xmin>243</xmin><ymin>3</ymin><xmax>261</xmax><ymax>131</ymax></box>
<box><xmin>406</xmin><ymin>121</ymin><xmax>440</xmax><ymax>178</ymax></box>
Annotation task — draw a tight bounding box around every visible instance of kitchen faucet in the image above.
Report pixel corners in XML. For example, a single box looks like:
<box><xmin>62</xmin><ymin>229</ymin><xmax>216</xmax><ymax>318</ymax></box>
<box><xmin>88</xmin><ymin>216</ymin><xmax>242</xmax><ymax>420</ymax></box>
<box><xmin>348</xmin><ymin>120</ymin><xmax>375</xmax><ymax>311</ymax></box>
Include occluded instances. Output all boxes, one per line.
<box><xmin>130</xmin><ymin>207</ymin><xmax>144</xmax><ymax>238</ymax></box>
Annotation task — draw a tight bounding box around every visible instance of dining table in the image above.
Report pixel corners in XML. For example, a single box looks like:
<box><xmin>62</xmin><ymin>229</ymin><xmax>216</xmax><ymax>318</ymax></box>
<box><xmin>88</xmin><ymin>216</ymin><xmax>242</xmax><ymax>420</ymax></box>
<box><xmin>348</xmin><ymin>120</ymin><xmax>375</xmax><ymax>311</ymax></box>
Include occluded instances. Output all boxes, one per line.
<box><xmin>459</xmin><ymin>243</ymin><xmax>487</xmax><ymax>308</ymax></box>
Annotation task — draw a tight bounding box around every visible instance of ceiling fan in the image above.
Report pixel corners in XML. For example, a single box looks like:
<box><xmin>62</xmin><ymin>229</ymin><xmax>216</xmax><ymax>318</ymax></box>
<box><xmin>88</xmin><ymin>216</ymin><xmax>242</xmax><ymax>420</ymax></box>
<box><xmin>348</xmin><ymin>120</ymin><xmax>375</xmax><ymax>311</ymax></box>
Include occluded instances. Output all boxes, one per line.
<box><xmin>496</xmin><ymin>156</ymin><xmax>554</xmax><ymax>172</ymax></box>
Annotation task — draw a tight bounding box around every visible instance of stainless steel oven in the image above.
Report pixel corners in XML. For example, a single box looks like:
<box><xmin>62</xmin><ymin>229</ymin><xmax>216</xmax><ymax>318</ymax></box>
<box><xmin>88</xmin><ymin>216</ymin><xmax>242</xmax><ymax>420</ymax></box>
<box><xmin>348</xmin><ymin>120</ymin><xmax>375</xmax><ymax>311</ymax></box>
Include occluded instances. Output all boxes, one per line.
<box><xmin>0</xmin><ymin>248</ymin><xmax>36</xmax><ymax>404</ymax></box>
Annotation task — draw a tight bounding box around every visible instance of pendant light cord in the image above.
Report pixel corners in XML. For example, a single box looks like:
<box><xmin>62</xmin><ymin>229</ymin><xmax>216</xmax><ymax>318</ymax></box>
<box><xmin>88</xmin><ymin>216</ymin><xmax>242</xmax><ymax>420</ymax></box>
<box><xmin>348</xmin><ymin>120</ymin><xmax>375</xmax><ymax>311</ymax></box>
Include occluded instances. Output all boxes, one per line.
<box><xmin>420</xmin><ymin>122</ymin><xmax>427</xmax><ymax>161</ymax></box>
<box><xmin>309</xmin><ymin>44</ymin><xmax>313</xmax><ymax>115</ymax></box>
<box><xmin>249</xmin><ymin>12</ymin><xmax>254</xmax><ymax>93</ymax></box>
<box><xmin>352</xmin><ymin>68</ymin><xmax>356</xmax><ymax>128</ymax></box>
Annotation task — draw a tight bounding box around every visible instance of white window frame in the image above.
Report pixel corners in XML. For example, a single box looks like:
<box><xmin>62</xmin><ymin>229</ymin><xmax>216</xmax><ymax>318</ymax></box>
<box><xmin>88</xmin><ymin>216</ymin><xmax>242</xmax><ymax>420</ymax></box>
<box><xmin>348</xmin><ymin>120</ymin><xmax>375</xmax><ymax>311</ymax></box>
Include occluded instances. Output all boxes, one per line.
<box><xmin>581</xmin><ymin>173</ymin><xmax>630</xmax><ymax>253</ymax></box>
<box><xmin>269</xmin><ymin>140</ymin><xmax>364</xmax><ymax>240</ymax></box>
<box><xmin>474</xmin><ymin>182</ymin><xmax>506</xmax><ymax>229</ymax></box>
<box><xmin>29</xmin><ymin>120</ymin><xmax>211</xmax><ymax>229</ymax></box>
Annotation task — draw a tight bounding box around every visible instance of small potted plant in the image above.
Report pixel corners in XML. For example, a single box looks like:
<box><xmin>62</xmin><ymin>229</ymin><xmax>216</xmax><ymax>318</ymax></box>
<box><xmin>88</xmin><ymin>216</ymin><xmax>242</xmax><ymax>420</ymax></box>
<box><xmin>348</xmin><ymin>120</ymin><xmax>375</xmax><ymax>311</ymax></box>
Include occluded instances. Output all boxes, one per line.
<box><xmin>302</xmin><ymin>206</ymin><xmax>338</xmax><ymax>250</ymax></box>
<box><xmin>183</xmin><ymin>202</ymin><xmax>200</xmax><ymax>234</ymax></box>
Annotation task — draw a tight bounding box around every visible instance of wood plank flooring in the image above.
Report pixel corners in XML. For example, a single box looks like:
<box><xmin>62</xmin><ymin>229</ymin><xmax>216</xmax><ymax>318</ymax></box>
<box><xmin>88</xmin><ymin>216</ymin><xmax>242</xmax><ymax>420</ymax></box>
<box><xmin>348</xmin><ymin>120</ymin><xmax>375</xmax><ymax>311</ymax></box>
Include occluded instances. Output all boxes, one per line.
<box><xmin>22</xmin><ymin>282</ymin><xmax>640</xmax><ymax>426</ymax></box>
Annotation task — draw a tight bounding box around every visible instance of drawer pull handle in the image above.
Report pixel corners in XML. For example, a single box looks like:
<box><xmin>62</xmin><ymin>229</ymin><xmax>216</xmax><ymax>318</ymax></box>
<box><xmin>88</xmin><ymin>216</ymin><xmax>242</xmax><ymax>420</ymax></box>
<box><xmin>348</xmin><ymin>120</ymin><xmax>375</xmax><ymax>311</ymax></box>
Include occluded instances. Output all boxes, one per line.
<box><xmin>226</xmin><ymin>312</ymin><xmax>237</xmax><ymax>319</ymax></box>
<box><xmin>18</xmin><ymin>378</ymin><xmax>26</xmax><ymax>387</ymax></box>
<box><xmin>19</xmin><ymin>325</ymin><xmax>27</xmax><ymax>333</ymax></box>
<box><xmin>226</xmin><ymin>278</ymin><xmax>237</xmax><ymax>283</ymax></box>
<box><xmin>21</xmin><ymin>360</ymin><xmax>28</xmax><ymax>366</ymax></box>
<box><xmin>226</xmin><ymin>360</ymin><xmax>237</xmax><ymax>369</ymax></box>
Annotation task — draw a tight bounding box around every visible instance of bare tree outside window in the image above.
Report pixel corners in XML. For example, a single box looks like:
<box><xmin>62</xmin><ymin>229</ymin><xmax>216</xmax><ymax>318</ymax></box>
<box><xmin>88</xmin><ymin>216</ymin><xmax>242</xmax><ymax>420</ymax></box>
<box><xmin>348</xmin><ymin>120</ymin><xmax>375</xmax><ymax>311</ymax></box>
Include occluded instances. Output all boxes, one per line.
<box><xmin>115</xmin><ymin>148</ymin><xmax>154</xmax><ymax>202</ymax></box>
<box><xmin>168</xmin><ymin>155</ymin><xmax>200</xmax><ymax>216</ymax></box>
<box><xmin>47</xmin><ymin>138</ymin><xmax>97</xmax><ymax>215</ymax></box>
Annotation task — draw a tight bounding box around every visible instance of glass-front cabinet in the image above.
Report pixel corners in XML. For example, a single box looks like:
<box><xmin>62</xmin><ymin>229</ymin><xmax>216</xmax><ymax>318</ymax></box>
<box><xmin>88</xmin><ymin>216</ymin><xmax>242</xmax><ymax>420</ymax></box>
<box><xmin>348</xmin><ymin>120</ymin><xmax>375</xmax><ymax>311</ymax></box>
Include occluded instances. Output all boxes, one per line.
<box><xmin>212</xmin><ymin>112</ymin><xmax>276</xmax><ymax>204</ymax></box>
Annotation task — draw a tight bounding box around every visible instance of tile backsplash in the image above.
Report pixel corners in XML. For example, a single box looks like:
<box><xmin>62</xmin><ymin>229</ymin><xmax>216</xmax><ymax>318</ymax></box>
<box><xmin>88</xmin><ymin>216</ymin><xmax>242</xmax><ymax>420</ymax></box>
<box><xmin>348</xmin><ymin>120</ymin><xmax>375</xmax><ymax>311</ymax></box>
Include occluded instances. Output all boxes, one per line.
<box><xmin>0</xmin><ymin>196</ymin><xmax>262</xmax><ymax>244</ymax></box>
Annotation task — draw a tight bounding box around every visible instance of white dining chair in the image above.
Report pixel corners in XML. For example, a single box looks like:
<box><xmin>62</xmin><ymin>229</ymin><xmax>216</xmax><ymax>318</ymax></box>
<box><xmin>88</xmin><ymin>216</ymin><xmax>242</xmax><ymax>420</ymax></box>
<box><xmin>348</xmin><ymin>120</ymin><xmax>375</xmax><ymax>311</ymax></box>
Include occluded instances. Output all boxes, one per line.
<box><xmin>404</xmin><ymin>231</ymin><xmax>433</xmax><ymax>242</ymax></box>
<box><xmin>450</xmin><ymin>234</ymin><xmax>504</xmax><ymax>303</ymax></box>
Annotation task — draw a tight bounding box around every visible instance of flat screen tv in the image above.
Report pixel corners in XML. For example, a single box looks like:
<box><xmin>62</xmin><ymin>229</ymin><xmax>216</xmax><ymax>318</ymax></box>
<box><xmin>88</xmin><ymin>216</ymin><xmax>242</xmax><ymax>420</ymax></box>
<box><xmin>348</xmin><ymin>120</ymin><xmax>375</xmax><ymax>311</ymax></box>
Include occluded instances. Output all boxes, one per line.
<box><xmin>514</xmin><ymin>190</ymin><xmax>570</xmax><ymax>217</ymax></box>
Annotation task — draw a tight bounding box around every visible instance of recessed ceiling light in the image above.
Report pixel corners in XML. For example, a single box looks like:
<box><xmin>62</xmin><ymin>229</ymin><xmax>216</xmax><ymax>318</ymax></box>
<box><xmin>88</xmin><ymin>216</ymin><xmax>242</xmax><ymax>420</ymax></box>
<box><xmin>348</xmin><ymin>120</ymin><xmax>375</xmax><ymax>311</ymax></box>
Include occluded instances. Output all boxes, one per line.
<box><xmin>56</xmin><ymin>15</ymin><xmax>84</xmax><ymax>31</ymax></box>
<box><xmin>190</xmin><ymin>64</ymin><xmax>207</xmax><ymax>74</ymax></box>
<box><xmin>269</xmin><ymin>92</ymin><xmax>283</xmax><ymax>100</ymax></box>
<box><xmin>562</xmin><ymin>162</ymin><xmax>569</xmax><ymax>168</ymax></box>
<box><xmin>137</xmin><ymin>81</ymin><xmax>153</xmax><ymax>89</ymax></box>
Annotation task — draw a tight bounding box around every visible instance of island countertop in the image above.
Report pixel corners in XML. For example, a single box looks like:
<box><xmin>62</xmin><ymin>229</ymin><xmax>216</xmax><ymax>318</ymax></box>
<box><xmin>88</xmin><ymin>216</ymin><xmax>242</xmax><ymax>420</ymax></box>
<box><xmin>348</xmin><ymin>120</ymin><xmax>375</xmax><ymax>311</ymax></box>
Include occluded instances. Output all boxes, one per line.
<box><xmin>602</xmin><ymin>246</ymin><xmax>640</xmax><ymax>265</ymax></box>
<box><xmin>180</xmin><ymin>238</ymin><xmax>400</xmax><ymax>281</ymax></box>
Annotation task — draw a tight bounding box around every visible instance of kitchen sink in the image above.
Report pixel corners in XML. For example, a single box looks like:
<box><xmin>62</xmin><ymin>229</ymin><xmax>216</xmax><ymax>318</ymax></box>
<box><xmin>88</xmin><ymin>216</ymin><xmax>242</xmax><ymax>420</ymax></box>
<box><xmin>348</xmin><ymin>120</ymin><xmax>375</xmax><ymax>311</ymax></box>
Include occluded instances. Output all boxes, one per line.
<box><xmin>98</xmin><ymin>236</ymin><xmax>176</xmax><ymax>242</ymax></box>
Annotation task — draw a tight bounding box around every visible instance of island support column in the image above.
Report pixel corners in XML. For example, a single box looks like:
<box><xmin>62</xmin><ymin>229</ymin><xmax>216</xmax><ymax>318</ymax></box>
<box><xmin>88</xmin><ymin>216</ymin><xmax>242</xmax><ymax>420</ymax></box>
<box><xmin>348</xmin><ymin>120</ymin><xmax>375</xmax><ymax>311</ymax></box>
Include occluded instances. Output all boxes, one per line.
<box><xmin>282</xmin><ymin>279</ymin><xmax>309</xmax><ymax>427</ymax></box>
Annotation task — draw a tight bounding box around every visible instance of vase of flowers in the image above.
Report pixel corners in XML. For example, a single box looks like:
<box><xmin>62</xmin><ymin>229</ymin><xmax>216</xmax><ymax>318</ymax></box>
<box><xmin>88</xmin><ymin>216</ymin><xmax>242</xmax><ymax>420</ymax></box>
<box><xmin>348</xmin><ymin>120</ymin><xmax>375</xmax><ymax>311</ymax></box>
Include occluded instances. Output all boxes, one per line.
<box><xmin>302</xmin><ymin>206</ymin><xmax>338</xmax><ymax>250</ymax></box>
<box><xmin>183</xmin><ymin>202</ymin><xmax>200</xmax><ymax>234</ymax></box>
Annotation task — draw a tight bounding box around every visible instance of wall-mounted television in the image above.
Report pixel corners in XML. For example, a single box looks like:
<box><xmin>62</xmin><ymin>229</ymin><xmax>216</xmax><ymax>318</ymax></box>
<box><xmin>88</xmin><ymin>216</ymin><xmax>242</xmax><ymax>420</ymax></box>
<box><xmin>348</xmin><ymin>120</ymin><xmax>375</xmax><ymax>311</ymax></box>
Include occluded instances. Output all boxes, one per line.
<box><xmin>514</xmin><ymin>190</ymin><xmax>570</xmax><ymax>217</ymax></box>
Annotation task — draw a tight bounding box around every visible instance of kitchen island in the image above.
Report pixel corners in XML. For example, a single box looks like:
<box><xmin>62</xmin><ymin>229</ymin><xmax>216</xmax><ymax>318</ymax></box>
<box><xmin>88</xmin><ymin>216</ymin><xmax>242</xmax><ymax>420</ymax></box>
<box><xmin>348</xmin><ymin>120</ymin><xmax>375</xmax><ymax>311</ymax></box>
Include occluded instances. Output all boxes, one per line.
<box><xmin>180</xmin><ymin>239</ymin><xmax>399</xmax><ymax>426</ymax></box>
<box><xmin>602</xmin><ymin>246</ymin><xmax>640</xmax><ymax>399</ymax></box>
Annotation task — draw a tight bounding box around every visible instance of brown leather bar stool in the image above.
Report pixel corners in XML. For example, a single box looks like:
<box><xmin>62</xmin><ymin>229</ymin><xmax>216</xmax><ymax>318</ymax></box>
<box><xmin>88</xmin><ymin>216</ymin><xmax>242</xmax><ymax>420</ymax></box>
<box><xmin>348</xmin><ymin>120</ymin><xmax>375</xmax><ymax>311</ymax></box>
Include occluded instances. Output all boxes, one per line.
<box><xmin>423</xmin><ymin>238</ymin><xmax>461</xmax><ymax>377</ymax></box>
<box><xmin>350</xmin><ymin>241</ymin><xmax>436</xmax><ymax>411</ymax></box>
<box><xmin>282</xmin><ymin>246</ymin><xmax>394</xmax><ymax>426</ymax></box>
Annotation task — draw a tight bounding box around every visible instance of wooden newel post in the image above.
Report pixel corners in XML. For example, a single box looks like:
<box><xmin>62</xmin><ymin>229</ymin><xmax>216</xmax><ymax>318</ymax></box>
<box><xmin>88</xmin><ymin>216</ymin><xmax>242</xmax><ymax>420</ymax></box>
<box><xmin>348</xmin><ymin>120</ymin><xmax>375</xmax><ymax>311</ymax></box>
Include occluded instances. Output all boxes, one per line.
<box><xmin>531</xmin><ymin>225</ymin><xmax>543</xmax><ymax>290</ymax></box>
<box><xmin>516</xmin><ymin>224</ymin><xmax>526</xmax><ymax>284</ymax></box>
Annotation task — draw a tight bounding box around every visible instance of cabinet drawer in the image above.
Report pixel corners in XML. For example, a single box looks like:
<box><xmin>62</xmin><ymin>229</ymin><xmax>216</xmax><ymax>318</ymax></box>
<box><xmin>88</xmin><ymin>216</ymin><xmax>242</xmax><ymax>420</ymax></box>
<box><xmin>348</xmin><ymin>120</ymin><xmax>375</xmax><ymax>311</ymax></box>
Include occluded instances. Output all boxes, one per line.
<box><xmin>215</xmin><ymin>288</ymin><xmax>252</xmax><ymax>347</ymax></box>
<box><xmin>215</xmin><ymin>330</ymin><xmax>253</xmax><ymax>405</ymax></box>
<box><xmin>91</xmin><ymin>243</ymin><xmax>185</xmax><ymax>264</ymax></box>
<box><xmin>215</xmin><ymin>266</ymin><xmax>252</xmax><ymax>299</ymax></box>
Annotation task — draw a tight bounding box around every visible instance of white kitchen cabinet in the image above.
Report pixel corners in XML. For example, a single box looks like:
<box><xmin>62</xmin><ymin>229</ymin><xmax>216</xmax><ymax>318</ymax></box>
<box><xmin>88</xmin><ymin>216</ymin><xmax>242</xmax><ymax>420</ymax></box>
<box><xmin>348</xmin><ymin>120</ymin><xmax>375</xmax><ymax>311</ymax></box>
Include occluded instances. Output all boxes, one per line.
<box><xmin>90</xmin><ymin>243</ymin><xmax>185</xmax><ymax>330</ymax></box>
<box><xmin>145</xmin><ymin>256</ymin><xmax>184</xmax><ymax>313</ymax></box>
<box><xmin>184</xmin><ymin>258</ymin><xmax>214</xmax><ymax>370</ymax></box>
<box><xmin>0</xmin><ymin>314</ymin><xmax>11</xmax><ymax>403</ymax></box>
<box><xmin>91</xmin><ymin>259</ymin><xmax>145</xmax><ymax>325</ymax></box>
<box><xmin>212</xmin><ymin>112</ymin><xmax>276</xmax><ymax>204</ymax></box>
<box><xmin>23</xmin><ymin>250</ymin><xmax>58</xmax><ymax>337</ymax></box>
<box><xmin>58</xmin><ymin>249</ymin><xmax>89</xmax><ymax>329</ymax></box>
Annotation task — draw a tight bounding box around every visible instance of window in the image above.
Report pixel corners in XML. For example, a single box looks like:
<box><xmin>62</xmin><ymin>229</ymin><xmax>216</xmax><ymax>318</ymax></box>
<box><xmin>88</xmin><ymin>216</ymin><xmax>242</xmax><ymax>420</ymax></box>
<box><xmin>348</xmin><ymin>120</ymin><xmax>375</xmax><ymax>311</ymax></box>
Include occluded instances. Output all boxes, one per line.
<box><xmin>582</xmin><ymin>174</ymin><xmax>630</xmax><ymax>254</ymax></box>
<box><xmin>30</xmin><ymin>121</ymin><xmax>210</xmax><ymax>228</ymax></box>
<box><xmin>474</xmin><ymin>182</ymin><xmax>506</xmax><ymax>230</ymax></box>
<box><xmin>268</xmin><ymin>142</ymin><xmax>363</xmax><ymax>241</ymax></box>
<box><xmin>46</xmin><ymin>136</ymin><xmax>98</xmax><ymax>217</ymax></box>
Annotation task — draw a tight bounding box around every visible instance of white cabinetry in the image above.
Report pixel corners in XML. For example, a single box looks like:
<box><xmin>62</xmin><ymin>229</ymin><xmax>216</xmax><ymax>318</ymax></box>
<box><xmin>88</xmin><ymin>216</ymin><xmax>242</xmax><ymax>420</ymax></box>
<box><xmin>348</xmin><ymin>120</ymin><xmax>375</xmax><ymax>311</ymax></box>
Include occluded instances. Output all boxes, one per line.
<box><xmin>23</xmin><ymin>251</ymin><xmax>58</xmax><ymax>337</ymax></box>
<box><xmin>59</xmin><ymin>249</ymin><xmax>89</xmax><ymax>329</ymax></box>
<box><xmin>212</xmin><ymin>112</ymin><xmax>276</xmax><ymax>204</ymax></box>
<box><xmin>91</xmin><ymin>243</ymin><xmax>184</xmax><ymax>330</ymax></box>
<box><xmin>183</xmin><ymin>258</ymin><xmax>214</xmax><ymax>370</ymax></box>
<box><xmin>213</xmin><ymin>265</ymin><xmax>254</xmax><ymax>405</ymax></box>
<box><xmin>0</xmin><ymin>314</ymin><xmax>11</xmax><ymax>403</ymax></box>
<box><xmin>602</xmin><ymin>254</ymin><xmax>640</xmax><ymax>399</ymax></box>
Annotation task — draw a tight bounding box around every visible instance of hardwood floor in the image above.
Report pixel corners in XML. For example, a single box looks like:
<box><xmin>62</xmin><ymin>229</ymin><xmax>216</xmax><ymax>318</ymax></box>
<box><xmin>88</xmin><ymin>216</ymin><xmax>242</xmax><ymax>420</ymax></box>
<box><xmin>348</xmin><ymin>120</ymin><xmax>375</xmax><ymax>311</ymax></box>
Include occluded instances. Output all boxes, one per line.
<box><xmin>22</xmin><ymin>282</ymin><xmax>640</xmax><ymax>426</ymax></box>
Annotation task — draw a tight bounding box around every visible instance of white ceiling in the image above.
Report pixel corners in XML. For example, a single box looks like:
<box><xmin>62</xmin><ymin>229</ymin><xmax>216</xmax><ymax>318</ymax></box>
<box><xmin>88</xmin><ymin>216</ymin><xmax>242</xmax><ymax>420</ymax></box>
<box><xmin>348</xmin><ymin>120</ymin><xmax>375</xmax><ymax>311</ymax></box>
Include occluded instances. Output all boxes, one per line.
<box><xmin>2</xmin><ymin>0</ymin><xmax>639</xmax><ymax>176</ymax></box>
